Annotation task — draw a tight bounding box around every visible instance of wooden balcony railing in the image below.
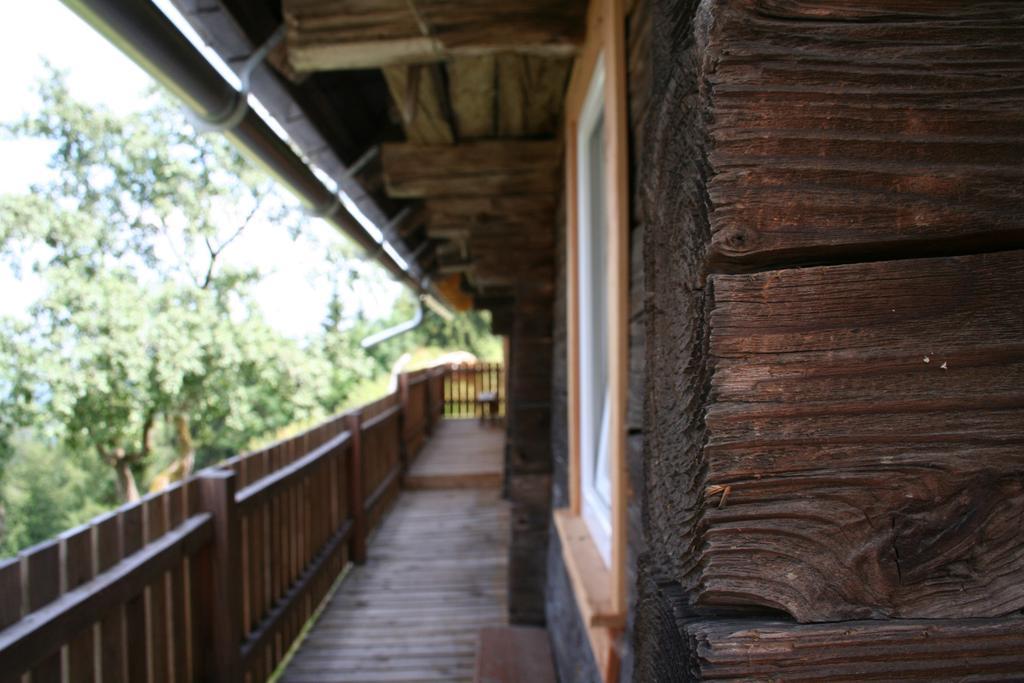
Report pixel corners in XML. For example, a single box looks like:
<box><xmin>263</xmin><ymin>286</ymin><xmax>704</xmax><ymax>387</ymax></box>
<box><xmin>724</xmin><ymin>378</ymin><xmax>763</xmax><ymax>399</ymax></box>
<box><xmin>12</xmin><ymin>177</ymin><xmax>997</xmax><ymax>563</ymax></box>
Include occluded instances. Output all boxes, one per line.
<box><xmin>444</xmin><ymin>362</ymin><xmax>505</xmax><ymax>418</ymax></box>
<box><xmin>0</xmin><ymin>363</ymin><xmax>492</xmax><ymax>683</ymax></box>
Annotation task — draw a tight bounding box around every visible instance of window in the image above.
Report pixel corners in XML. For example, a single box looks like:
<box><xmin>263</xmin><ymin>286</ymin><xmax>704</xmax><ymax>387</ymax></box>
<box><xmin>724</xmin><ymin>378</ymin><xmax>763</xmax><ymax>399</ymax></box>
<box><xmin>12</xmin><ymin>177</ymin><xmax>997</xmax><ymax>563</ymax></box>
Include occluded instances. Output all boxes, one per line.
<box><xmin>576</xmin><ymin>55</ymin><xmax>613</xmax><ymax>566</ymax></box>
<box><xmin>555</xmin><ymin>0</ymin><xmax>628</xmax><ymax>679</ymax></box>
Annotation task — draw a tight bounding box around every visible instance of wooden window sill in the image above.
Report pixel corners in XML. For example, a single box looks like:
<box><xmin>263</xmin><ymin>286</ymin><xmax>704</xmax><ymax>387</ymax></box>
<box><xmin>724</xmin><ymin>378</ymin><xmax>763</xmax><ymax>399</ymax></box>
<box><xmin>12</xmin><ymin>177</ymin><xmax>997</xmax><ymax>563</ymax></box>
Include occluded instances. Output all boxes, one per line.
<box><xmin>553</xmin><ymin>509</ymin><xmax>625</xmax><ymax>629</ymax></box>
<box><xmin>553</xmin><ymin>509</ymin><xmax>624</xmax><ymax>681</ymax></box>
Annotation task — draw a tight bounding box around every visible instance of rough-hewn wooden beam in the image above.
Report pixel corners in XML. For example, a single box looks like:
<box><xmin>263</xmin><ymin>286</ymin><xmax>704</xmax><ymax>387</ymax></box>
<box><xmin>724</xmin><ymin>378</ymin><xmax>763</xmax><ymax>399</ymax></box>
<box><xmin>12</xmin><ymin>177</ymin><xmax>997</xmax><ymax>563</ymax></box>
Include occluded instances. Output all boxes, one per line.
<box><xmin>662</xmin><ymin>250</ymin><xmax>1024</xmax><ymax>622</ymax></box>
<box><xmin>642</xmin><ymin>0</ymin><xmax>1024</xmax><ymax>627</ymax></box>
<box><xmin>283</xmin><ymin>0</ymin><xmax>585</xmax><ymax>71</ymax></box>
<box><xmin>381</xmin><ymin>65</ymin><xmax>454</xmax><ymax>144</ymax></box>
<box><xmin>381</xmin><ymin>141</ymin><xmax>561</xmax><ymax>197</ymax></box>
<box><xmin>496</xmin><ymin>55</ymin><xmax>573</xmax><ymax>137</ymax></box>
<box><xmin>634</xmin><ymin>578</ymin><xmax>1024</xmax><ymax>682</ymax></box>
<box><xmin>447</xmin><ymin>56</ymin><xmax>496</xmax><ymax>139</ymax></box>
<box><xmin>702</xmin><ymin>0</ymin><xmax>1024</xmax><ymax>270</ymax></box>
<box><xmin>425</xmin><ymin>196</ymin><xmax>556</xmax><ymax>238</ymax></box>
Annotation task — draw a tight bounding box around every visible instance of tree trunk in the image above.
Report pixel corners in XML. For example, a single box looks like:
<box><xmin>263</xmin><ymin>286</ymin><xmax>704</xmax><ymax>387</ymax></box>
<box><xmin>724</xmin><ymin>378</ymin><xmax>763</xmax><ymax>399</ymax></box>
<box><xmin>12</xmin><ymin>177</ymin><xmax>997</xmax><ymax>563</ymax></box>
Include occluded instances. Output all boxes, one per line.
<box><xmin>172</xmin><ymin>413</ymin><xmax>195</xmax><ymax>479</ymax></box>
<box><xmin>114</xmin><ymin>454</ymin><xmax>140</xmax><ymax>502</ymax></box>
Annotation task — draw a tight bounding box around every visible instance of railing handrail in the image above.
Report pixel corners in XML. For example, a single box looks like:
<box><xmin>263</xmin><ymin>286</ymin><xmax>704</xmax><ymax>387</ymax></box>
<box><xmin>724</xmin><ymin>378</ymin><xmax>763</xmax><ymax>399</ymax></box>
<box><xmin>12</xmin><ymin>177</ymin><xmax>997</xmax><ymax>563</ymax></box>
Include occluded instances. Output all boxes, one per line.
<box><xmin>235</xmin><ymin>429</ymin><xmax>351</xmax><ymax>511</ymax></box>
<box><xmin>0</xmin><ymin>512</ymin><xmax>213</xmax><ymax>676</ymax></box>
<box><xmin>361</xmin><ymin>402</ymin><xmax>402</xmax><ymax>432</ymax></box>
<box><xmin>0</xmin><ymin>362</ymin><xmax>498</xmax><ymax>681</ymax></box>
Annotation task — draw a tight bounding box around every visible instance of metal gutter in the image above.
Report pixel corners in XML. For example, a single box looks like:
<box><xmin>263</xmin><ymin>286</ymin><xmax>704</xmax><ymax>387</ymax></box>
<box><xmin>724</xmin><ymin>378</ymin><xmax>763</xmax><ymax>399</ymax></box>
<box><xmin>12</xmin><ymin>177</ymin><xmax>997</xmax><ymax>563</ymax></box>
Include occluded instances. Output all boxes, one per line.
<box><xmin>59</xmin><ymin>0</ymin><xmax>437</xmax><ymax>300</ymax></box>
<box><xmin>163</xmin><ymin>0</ymin><xmax>394</xmax><ymax>233</ymax></box>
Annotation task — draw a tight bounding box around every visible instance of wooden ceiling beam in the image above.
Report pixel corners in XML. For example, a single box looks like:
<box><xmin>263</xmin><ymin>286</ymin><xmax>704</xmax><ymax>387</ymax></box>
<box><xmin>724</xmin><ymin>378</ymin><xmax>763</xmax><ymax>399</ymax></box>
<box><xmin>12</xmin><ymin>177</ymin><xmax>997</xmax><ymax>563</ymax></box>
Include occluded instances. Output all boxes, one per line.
<box><xmin>381</xmin><ymin>64</ymin><xmax>455</xmax><ymax>144</ymax></box>
<box><xmin>283</xmin><ymin>0</ymin><xmax>585</xmax><ymax>71</ymax></box>
<box><xmin>381</xmin><ymin>140</ymin><xmax>561</xmax><ymax>198</ymax></box>
<box><xmin>427</xmin><ymin>196</ymin><xmax>556</xmax><ymax>225</ymax></box>
<box><xmin>448</xmin><ymin>56</ymin><xmax>496</xmax><ymax>139</ymax></box>
<box><xmin>497</xmin><ymin>54</ymin><xmax>573</xmax><ymax>137</ymax></box>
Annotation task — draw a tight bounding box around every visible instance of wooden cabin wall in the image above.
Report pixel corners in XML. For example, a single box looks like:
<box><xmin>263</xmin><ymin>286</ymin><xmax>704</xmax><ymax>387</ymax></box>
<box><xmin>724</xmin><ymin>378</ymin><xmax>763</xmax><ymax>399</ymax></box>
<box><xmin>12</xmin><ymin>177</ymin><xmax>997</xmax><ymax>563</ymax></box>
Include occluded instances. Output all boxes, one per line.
<box><xmin>506</xmin><ymin>281</ymin><xmax>556</xmax><ymax>625</ymax></box>
<box><xmin>636</xmin><ymin>0</ymin><xmax>1024</xmax><ymax>679</ymax></box>
<box><xmin>545</xmin><ymin>1</ymin><xmax>653</xmax><ymax>680</ymax></box>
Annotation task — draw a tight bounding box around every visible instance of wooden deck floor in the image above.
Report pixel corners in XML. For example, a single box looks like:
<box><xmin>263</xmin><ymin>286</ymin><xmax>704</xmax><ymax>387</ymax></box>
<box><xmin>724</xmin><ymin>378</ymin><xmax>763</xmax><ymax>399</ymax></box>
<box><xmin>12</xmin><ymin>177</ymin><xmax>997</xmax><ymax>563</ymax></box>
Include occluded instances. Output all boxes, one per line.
<box><xmin>405</xmin><ymin>419</ymin><xmax>504</xmax><ymax>490</ymax></box>
<box><xmin>279</xmin><ymin>419</ymin><xmax>508</xmax><ymax>683</ymax></box>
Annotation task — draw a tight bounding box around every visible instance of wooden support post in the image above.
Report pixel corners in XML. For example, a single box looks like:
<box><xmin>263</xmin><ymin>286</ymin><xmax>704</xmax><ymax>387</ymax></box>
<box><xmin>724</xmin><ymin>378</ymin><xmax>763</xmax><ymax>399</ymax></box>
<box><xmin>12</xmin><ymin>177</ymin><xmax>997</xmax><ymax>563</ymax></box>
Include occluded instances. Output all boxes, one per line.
<box><xmin>345</xmin><ymin>413</ymin><xmax>367</xmax><ymax>565</ymax></box>
<box><xmin>445</xmin><ymin>365</ymin><xmax>452</xmax><ymax>417</ymax></box>
<box><xmin>424</xmin><ymin>372</ymin><xmax>435</xmax><ymax>437</ymax></box>
<box><xmin>195</xmin><ymin>470</ymin><xmax>242</xmax><ymax>683</ymax></box>
<box><xmin>397</xmin><ymin>373</ymin><xmax>411</xmax><ymax>473</ymax></box>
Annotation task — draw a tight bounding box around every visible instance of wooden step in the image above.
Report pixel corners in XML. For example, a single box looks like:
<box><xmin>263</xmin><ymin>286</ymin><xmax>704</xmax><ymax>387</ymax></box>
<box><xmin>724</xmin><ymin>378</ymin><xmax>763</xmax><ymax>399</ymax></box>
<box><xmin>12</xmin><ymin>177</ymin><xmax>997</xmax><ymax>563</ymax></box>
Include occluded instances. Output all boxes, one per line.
<box><xmin>474</xmin><ymin>626</ymin><xmax>556</xmax><ymax>683</ymax></box>
<box><xmin>405</xmin><ymin>419</ymin><xmax>504</xmax><ymax>490</ymax></box>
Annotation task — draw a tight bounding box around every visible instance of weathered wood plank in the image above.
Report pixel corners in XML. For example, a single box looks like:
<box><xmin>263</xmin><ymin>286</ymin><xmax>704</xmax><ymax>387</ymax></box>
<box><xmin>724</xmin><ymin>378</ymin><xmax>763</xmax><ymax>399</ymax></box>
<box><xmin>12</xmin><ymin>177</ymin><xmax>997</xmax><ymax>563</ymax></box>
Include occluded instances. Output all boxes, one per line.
<box><xmin>426</xmin><ymin>196</ymin><xmax>557</xmax><ymax>237</ymax></box>
<box><xmin>405</xmin><ymin>420</ymin><xmax>503</xmax><ymax>489</ymax></box>
<box><xmin>279</xmin><ymin>479</ymin><xmax>508</xmax><ymax>683</ymax></box>
<box><xmin>474</xmin><ymin>626</ymin><xmax>556</xmax><ymax>683</ymax></box>
<box><xmin>447</xmin><ymin>56</ymin><xmax>496</xmax><ymax>139</ymax></box>
<box><xmin>283</xmin><ymin>0</ymin><xmax>585</xmax><ymax>71</ymax></box>
<box><xmin>382</xmin><ymin>64</ymin><xmax>455</xmax><ymax>144</ymax></box>
<box><xmin>702</xmin><ymin>0</ymin><xmax>1024</xmax><ymax>268</ymax></box>
<box><xmin>382</xmin><ymin>140</ymin><xmax>561</xmax><ymax>198</ymax></box>
<box><xmin>660</xmin><ymin>251</ymin><xmax>1024</xmax><ymax>622</ymax></box>
<box><xmin>635</xmin><ymin>578</ymin><xmax>1024</xmax><ymax>682</ymax></box>
<box><xmin>496</xmin><ymin>54</ymin><xmax>572</xmax><ymax>137</ymax></box>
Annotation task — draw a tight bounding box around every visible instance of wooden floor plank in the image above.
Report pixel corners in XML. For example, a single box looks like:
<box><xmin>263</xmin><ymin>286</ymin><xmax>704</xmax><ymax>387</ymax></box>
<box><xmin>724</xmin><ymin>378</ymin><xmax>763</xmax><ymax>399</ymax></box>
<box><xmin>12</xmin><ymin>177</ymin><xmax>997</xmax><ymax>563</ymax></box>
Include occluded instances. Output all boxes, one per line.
<box><xmin>405</xmin><ymin>419</ymin><xmax>503</xmax><ymax>489</ymax></box>
<box><xmin>280</xmin><ymin>420</ymin><xmax>508</xmax><ymax>683</ymax></box>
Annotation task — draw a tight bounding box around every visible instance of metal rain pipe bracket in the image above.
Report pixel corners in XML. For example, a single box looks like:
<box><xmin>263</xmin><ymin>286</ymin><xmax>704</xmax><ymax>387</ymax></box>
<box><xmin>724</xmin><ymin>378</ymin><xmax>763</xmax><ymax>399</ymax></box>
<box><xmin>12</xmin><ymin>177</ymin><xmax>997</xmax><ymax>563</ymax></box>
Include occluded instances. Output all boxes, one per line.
<box><xmin>191</xmin><ymin>25</ymin><xmax>285</xmax><ymax>133</ymax></box>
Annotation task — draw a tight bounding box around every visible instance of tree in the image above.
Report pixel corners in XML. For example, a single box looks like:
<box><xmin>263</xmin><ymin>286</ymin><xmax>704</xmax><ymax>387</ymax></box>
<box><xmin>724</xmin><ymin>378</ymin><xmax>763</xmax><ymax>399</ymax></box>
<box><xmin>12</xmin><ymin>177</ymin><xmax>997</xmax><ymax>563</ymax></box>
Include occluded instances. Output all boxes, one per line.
<box><xmin>0</xmin><ymin>64</ymin><xmax>506</xmax><ymax>527</ymax></box>
<box><xmin>0</xmin><ymin>67</ymin><xmax>322</xmax><ymax>501</ymax></box>
<box><xmin>0</xmin><ymin>430</ymin><xmax>111</xmax><ymax>557</ymax></box>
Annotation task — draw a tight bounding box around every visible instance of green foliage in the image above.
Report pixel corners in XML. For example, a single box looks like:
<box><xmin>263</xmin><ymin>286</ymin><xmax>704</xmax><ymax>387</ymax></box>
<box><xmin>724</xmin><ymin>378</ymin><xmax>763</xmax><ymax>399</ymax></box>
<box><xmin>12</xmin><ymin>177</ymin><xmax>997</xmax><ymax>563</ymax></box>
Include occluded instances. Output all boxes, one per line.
<box><xmin>0</xmin><ymin>65</ymin><xmax>504</xmax><ymax>556</ymax></box>
<box><xmin>0</xmin><ymin>66</ymin><xmax>316</xmax><ymax>505</ymax></box>
<box><xmin>0</xmin><ymin>430</ymin><xmax>111</xmax><ymax>557</ymax></box>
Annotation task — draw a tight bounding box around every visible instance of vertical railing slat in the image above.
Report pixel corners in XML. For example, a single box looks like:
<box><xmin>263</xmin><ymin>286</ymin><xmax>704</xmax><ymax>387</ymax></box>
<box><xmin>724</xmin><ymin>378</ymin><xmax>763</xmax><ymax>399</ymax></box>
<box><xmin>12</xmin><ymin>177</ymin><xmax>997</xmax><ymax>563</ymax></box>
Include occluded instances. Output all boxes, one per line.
<box><xmin>166</xmin><ymin>486</ymin><xmax>189</xmax><ymax>683</ymax></box>
<box><xmin>119</xmin><ymin>503</ymin><xmax>148</xmax><ymax>682</ymax></box>
<box><xmin>95</xmin><ymin>512</ymin><xmax>125</xmax><ymax>683</ymax></box>
<box><xmin>346</xmin><ymin>412</ymin><xmax>367</xmax><ymax>565</ymax></box>
<box><xmin>60</xmin><ymin>525</ymin><xmax>95</xmax><ymax>683</ymax></box>
<box><xmin>25</xmin><ymin>540</ymin><xmax>61</xmax><ymax>682</ymax></box>
<box><xmin>144</xmin><ymin>495</ymin><xmax>171</xmax><ymax>683</ymax></box>
<box><xmin>0</xmin><ymin>375</ymin><xmax>499</xmax><ymax>682</ymax></box>
<box><xmin>0</xmin><ymin>558</ymin><xmax>21</xmax><ymax>683</ymax></box>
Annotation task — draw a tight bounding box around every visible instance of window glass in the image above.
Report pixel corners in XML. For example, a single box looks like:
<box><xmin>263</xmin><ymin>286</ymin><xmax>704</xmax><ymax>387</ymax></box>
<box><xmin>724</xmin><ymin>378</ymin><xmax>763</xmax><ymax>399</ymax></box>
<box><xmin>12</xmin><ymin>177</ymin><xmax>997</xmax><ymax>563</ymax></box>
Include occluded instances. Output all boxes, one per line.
<box><xmin>576</xmin><ymin>55</ymin><xmax>612</xmax><ymax>566</ymax></box>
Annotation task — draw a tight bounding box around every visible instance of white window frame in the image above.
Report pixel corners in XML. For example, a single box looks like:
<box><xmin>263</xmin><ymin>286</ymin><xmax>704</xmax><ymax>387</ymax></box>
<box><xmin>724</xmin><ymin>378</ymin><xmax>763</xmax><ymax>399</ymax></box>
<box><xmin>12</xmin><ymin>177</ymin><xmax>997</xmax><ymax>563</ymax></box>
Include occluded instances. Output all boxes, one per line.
<box><xmin>576</xmin><ymin>53</ymin><xmax>613</xmax><ymax>567</ymax></box>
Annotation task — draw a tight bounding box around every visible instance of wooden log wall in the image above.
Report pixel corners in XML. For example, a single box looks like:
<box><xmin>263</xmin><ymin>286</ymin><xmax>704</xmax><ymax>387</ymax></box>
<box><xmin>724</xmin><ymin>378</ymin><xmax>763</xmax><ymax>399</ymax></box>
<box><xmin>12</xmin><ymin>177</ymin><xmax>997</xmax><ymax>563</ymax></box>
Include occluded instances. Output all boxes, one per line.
<box><xmin>0</xmin><ymin>368</ymin><xmax>448</xmax><ymax>682</ymax></box>
<box><xmin>638</xmin><ymin>0</ymin><xmax>1024</xmax><ymax>677</ymax></box>
<box><xmin>506</xmin><ymin>283</ymin><xmax>556</xmax><ymax>626</ymax></box>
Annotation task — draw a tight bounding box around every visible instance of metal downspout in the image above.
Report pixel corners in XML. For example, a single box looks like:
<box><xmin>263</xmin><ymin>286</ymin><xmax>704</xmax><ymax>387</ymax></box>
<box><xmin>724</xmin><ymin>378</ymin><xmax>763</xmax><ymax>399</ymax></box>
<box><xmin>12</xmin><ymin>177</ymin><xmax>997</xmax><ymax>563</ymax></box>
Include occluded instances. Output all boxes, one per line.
<box><xmin>359</xmin><ymin>299</ymin><xmax>425</xmax><ymax>349</ymax></box>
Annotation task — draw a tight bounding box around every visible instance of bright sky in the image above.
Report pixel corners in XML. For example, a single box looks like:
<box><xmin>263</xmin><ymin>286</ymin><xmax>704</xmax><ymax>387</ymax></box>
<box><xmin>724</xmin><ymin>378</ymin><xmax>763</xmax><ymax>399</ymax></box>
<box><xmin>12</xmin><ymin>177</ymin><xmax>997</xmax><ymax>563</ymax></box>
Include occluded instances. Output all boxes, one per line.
<box><xmin>0</xmin><ymin>0</ymin><xmax>403</xmax><ymax>338</ymax></box>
